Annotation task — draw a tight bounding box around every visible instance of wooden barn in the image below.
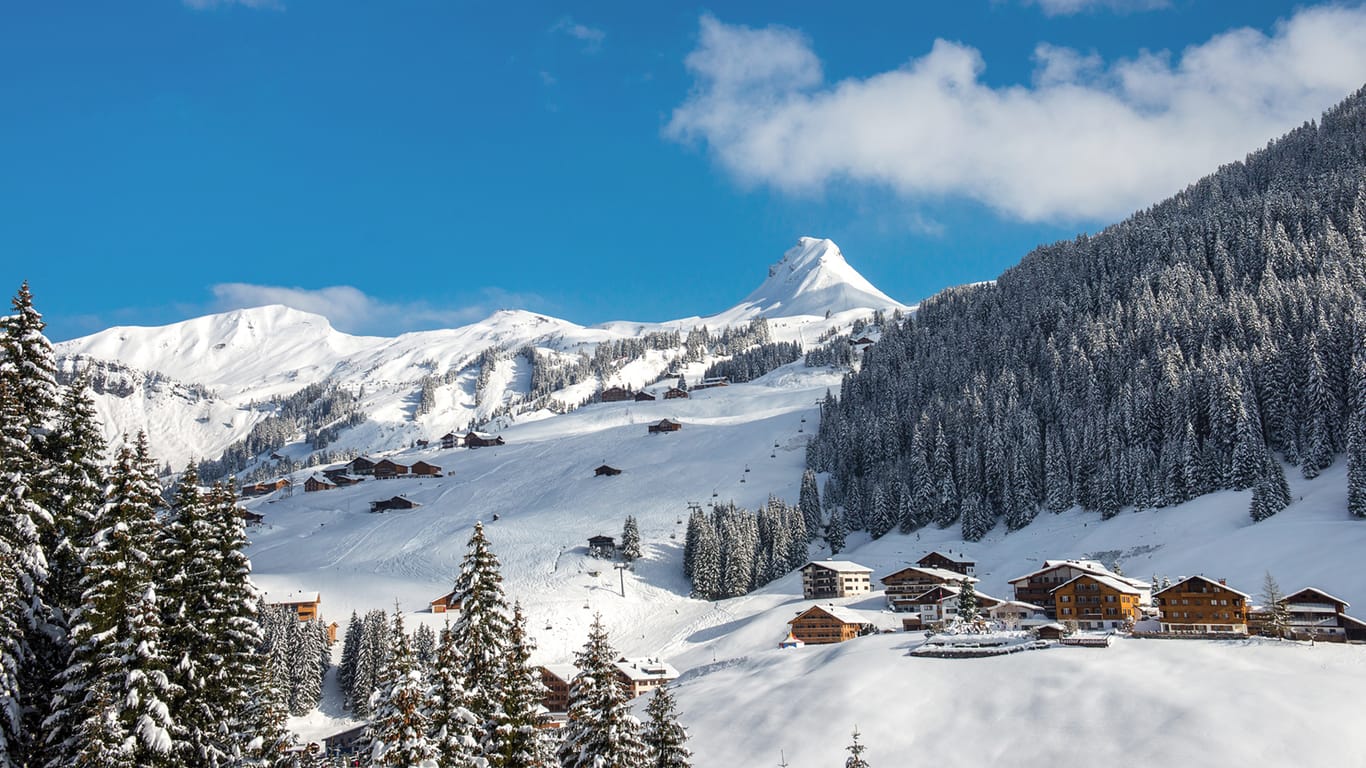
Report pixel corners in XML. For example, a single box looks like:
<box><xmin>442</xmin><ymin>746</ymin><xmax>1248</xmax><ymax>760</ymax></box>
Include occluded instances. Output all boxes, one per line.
<box><xmin>647</xmin><ymin>419</ymin><xmax>682</xmax><ymax>434</ymax></box>
<box><xmin>430</xmin><ymin>589</ymin><xmax>462</xmax><ymax>614</ymax></box>
<box><xmin>917</xmin><ymin>551</ymin><xmax>976</xmax><ymax>576</ymax></box>
<box><xmin>369</xmin><ymin>496</ymin><xmax>419</xmax><ymax>513</ymax></box>
<box><xmin>634</xmin><ymin>391</ymin><xmax>656</xmax><ymax>402</ymax></box>
<box><xmin>373</xmin><ymin>459</ymin><xmax>409</xmax><ymax>479</ymax></box>
<box><xmin>415</xmin><ymin>439</ymin><xmax>429</xmax><ymax>448</ymax></box>
<box><xmin>464</xmin><ymin>431</ymin><xmax>505</xmax><ymax>448</ymax></box>
<box><xmin>594</xmin><ymin>464</ymin><xmax>622</xmax><ymax>477</ymax></box>
<box><xmin>440</xmin><ymin>432</ymin><xmax>460</xmax><ymax>449</ymax></box>
<box><xmin>663</xmin><ymin>387</ymin><xmax>689</xmax><ymax>399</ymax></box>
<box><xmin>303</xmin><ymin>474</ymin><xmax>337</xmax><ymax>493</ymax></box>
<box><xmin>601</xmin><ymin>386</ymin><xmax>633</xmax><ymax>402</ymax></box>
<box><xmin>411</xmin><ymin>460</ymin><xmax>443</xmax><ymax>477</ymax></box>
<box><xmin>239</xmin><ymin>509</ymin><xmax>265</xmax><ymax>527</ymax></box>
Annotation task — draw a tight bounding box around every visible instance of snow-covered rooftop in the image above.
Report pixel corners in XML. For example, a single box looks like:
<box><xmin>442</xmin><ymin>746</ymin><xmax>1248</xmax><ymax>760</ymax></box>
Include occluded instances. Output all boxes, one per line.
<box><xmin>614</xmin><ymin>657</ymin><xmax>679</xmax><ymax>682</ymax></box>
<box><xmin>263</xmin><ymin>590</ymin><xmax>320</xmax><ymax>605</ymax></box>
<box><xmin>803</xmin><ymin>560</ymin><xmax>873</xmax><ymax>574</ymax></box>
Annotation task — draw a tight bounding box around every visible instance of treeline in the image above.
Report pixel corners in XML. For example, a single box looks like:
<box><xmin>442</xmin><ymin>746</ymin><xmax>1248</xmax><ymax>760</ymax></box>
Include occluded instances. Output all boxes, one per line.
<box><xmin>0</xmin><ymin>282</ymin><xmax>299</xmax><ymax>766</ymax></box>
<box><xmin>682</xmin><ymin>496</ymin><xmax>810</xmax><ymax>600</ymax></box>
<box><xmin>701</xmin><ymin>341</ymin><xmax>801</xmax><ymax>384</ymax></box>
<box><xmin>808</xmin><ymin>85</ymin><xmax>1366</xmax><ymax>542</ymax></box>
<box><xmin>198</xmin><ymin>382</ymin><xmax>367</xmax><ymax>481</ymax></box>
<box><xmin>333</xmin><ymin>522</ymin><xmax>693</xmax><ymax>768</ymax></box>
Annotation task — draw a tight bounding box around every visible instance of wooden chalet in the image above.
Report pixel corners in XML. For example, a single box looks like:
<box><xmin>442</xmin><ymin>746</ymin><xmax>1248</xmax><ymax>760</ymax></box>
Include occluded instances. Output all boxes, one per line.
<box><xmin>601</xmin><ymin>386</ymin><xmax>633</xmax><ymax>402</ymax></box>
<box><xmin>663</xmin><ymin>387</ymin><xmax>689</xmax><ymax>400</ymax></box>
<box><xmin>429</xmin><ymin>590</ymin><xmax>462</xmax><ymax>614</ymax></box>
<box><xmin>588</xmin><ymin>535</ymin><xmax>616</xmax><ymax>557</ymax></box>
<box><xmin>647</xmin><ymin>419</ymin><xmax>682</xmax><ymax>434</ymax></box>
<box><xmin>1010</xmin><ymin>559</ymin><xmax>1151</xmax><ymax>617</ymax></box>
<box><xmin>303</xmin><ymin>473</ymin><xmax>337</xmax><ymax>493</ymax></box>
<box><xmin>415</xmin><ymin>439</ymin><xmax>429</xmax><ymax>448</ymax></box>
<box><xmin>801</xmin><ymin>560</ymin><xmax>873</xmax><ymax>599</ymax></box>
<box><xmin>594</xmin><ymin>464</ymin><xmax>622</xmax><ymax>477</ymax></box>
<box><xmin>263</xmin><ymin>590</ymin><xmax>322</xmax><ymax>622</ymax></box>
<box><xmin>369</xmin><ymin>495</ymin><xmax>419</xmax><ymax>513</ymax></box>
<box><xmin>987</xmin><ymin>600</ymin><xmax>1049</xmax><ymax>627</ymax></box>
<box><xmin>614</xmin><ymin>657</ymin><xmax>679</xmax><ymax>698</ymax></box>
<box><xmin>464</xmin><ymin>431</ymin><xmax>505</xmax><ymax>448</ymax></box>
<box><xmin>1052</xmin><ymin>573</ymin><xmax>1143</xmax><ymax>630</ymax></box>
<box><xmin>897</xmin><ymin>584</ymin><xmax>1002</xmax><ymax>630</ymax></box>
<box><xmin>1249</xmin><ymin>587</ymin><xmax>1366</xmax><ymax>642</ymax></box>
<box><xmin>849</xmin><ymin>336</ymin><xmax>876</xmax><ymax>346</ymax></box>
<box><xmin>880</xmin><ymin>565</ymin><xmax>977</xmax><ymax>612</ymax></box>
<box><xmin>1154</xmin><ymin>576</ymin><xmax>1250</xmax><ymax>634</ymax></box>
<box><xmin>326</xmin><ymin>621</ymin><xmax>339</xmax><ymax>644</ymax></box>
<box><xmin>239</xmin><ymin>509</ymin><xmax>265</xmax><ymax>527</ymax></box>
<box><xmin>691</xmin><ymin>376</ymin><xmax>729</xmax><ymax>390</ymax></box>
<box><xmin>634</xmin><ymin>391</ymin><xmax>656</xmax><ymax>402</ymax></box>
<box><xmin>321</xmin><ymin>468</ymin><xmax>364</xmax><ymax>486</ymax></box>
<box><xmin>1035</xmin><ymin>623</ymin><xmax>1068</xmax><ymax>640</ymax></box>
<box><xmin>241</xmin><ymin>478</ymin><xmax>290</xmax><ymax>497</ymax></box>
<box><xmin>539</xmin><ymin>665</ymin><xmax>578</xmax><ymax>712</ymax></box>
<box><xmin>788</xmin><ymin>605</ymin><xmax>874</xmax><ymax>645</ymax></box>
<box><xmin>373</xmin><ymin>459</ymin><xmax>409</xmax><ymax>479</ymax></box>
<box><xmin>410</xmin><ymin>460</ymin><xmax>443</xmax><ymax>477</ymax></box>
<box><xmin>916</xmin><ymin>551</ymin><xmax>976</xmax><ymax>576</ymax></box>
<box><xmin>348</xmin><ymin>456</ymin><xmax>378</xmax><ymax>475</ymax></box>
<box><xmin>440</xmin><ymin>432</ymin><xmax>461</xmax><ymax>449</ymax></box>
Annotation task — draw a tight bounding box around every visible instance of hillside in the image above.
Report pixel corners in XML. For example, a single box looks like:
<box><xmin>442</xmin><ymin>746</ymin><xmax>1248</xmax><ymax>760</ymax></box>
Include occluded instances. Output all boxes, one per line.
<box><xmin>810</xmin><ymin>84</ymin><xmax>1366</xmax><ymax>541</ymax></box>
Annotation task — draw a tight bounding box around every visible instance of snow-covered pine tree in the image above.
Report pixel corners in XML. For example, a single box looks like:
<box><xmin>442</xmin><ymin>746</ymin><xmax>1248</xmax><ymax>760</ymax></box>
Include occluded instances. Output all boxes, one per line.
<box><xmin>1349</xmin><ymin>341</ymin><xmax>1366</xmax><ymax>518</ymax></box>
<box><xmin>206</xmin><ymin>480</ymin><xmax>268</xmax><ymax>760</ymax></box>
<box><xmin>427</xmin><ymin>620</ymin><xmax>481</xmax><ymax>768</ymax></box>
<box><xmin>288</xmin><ymin>619</ymin><xmax>323</xmax><ymax>716</ymax></box>
<box><xmin>241</xmin><ymin>646</ymin><xmax>296</xmax><ymax>767</ymax></box>
<box><xmin>366</xmin><ymin>609</ymin><xmax>437</xmax><ymax>768</ymax></box>
<box><xmin>45</xmin><ymin>436</ymin><xmax>176</xmax><ymax>768</ymax></box>
<box><xmin>487</xmin><ymin>603</ymin><xmax>555</xmax><ymax>768</ymax></box>
<box><xmin>558</xmin><ymin>615</ymin><xmax>649</xmax><ymax>768</ymax></box>
<box><xmin>825</xmin><ymin>509</ymin><xmax>847</xmax><ymax>556</ymax></box>
<box><xmin>451</xmin><ymin>521</ymin><xmax>512</xmax><ymax>735</ymax></box>
<box><xmin>642</xmin><ymin>684</ymin><xmax>690</xmax><ymax>768</ymax></box>
<box><xmin>959</xmin><ymin>492</ymin><xmax>992</xmax><ymax>543</ymax></box>
<box><xmin>687</xmin><ymin>515</ymin><xmax>721</xmax><ymax>600</ymax></box>
<box><xmin>338</xmin><ymin>610</ymin><xmax>363</xmax><ymax>700</ymax></box>
<box><xmin>1261</xmin><ymin>572</ymin><xmax>1290</xmax><ymax>639</ymax></box>
<box><xmin>412</xmin><ymin>622</ymin><xmax>436</xmax><ymax>672</ymax></box>
<box><xmin>957</xmin><ymin>578</ymin><xmax>979</xmax><ymax>623</ymax></box>
<box><xmin>621</xmin><ymin>515</ymin><xmax>642</xmax><ymax>563</ymax></box>
<box><xmin>350</xmin><ymin>610</ymin><xmax>390</xmax><ymax>717</ymax></box>
<box><xmin>798</xmin><ymin>469</ymin><xmax>821</xmax><ymax>539</ymax></box>
<box><xmin>843</xmin><ymin>727</ymin><xmax>869</xmax><ymax>768</ymax></box>
<box><xmin>1249</xmin><ymin>451</ymin><xmax>1291</xmax><ymax>522</ymax></box>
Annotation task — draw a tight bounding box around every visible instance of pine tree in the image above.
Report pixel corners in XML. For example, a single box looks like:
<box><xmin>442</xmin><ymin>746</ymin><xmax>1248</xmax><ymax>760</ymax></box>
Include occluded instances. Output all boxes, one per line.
<box><xmin>957</xmin><ymin>578</ymin><xmax>979</xmax><ymax>623</ymax></box>
<box><xmin>46</xmin><ymin>437</ymin><xmax>176</xmax><ymax>768</ymax></box>
<box><xmin>288</xmin><ymin>620</ymin><xmax>322</xmax><ymax>716</ymax></box>
<box><xmin>825</xmin><ymin>510</ymin><xmax>847</xmax><ymax>556</ymax></box>
<box><xmin>488</xmin><ymin>604</ymin><xmax>555</xmax><ymax>768</ymax></box>
<box><xmin>798</xmin><ymin>470</ymin><xmax>822</xmax><ymax>538</ymax></box>
<box><xmin>688</xmin><ymin>516</ymin><xmax>721</xmax><ymax>600</ymax></box>
<box><xmin>242</xmin><ymin>647</ymin><xmax>296</xmax><ymax>767</ymax></box>
<box><xmin>1249</xmin><ymin>452</ymin><xmax>1291</xmax><ymax>522</ymax></box>
<box><xmin>338</xmin><ymin>610</ymin><xmax>363</xmax><ymax>701</ymax></box>
<box><xmin>412</xmin><ymin>622</ymin><xmax>437</xmax><ymax>672</ymax></box>
<box><xmin>1260</xmin><ymin>572</ymin><xmax>1290</xmax><ymax>639</ymax></box>
<box><xmin>366</xmin><ymin>610</ymin><xmax>437</xmax><ymax>768</ymax></box>
<box><xmin>1349</xmin><ymin>344</ymin><xmax>1366</xmax><ymax>517</ymax></box>
<box><xmin>350</xmin><ymin>610</ymin><xmax>390</xmax><ymax>717</ymax></box>
<box><xmin>451</xmin><ymin>522</ymin><xmax>512</xmax><ymax>736</ymax></box>
<box><xmin>558</xmin><ymin>615</ymin><xmax>649</xmax><ymax>768</ymax></box>
<box><xmin>843</xmin><ymin>727</ymin><xmax>869</xmax><ymax>768</ymax></box>
<box><xmin>427</xmin><ymin>620</ymin><xmax>481</xmax><ymax>768</ymax></box>
<box><xmin>642</xmin><ymin>685</ymin><xmax>690</xmax><ymax>768</ymax></box>
<box><xmin>621</xmin><ymin>516</ymin><xmax>642</xmax><ymax>563</ymax></box>
<box><xmin>959</xmin><ymin>493</ymin><xmax>992</xmax><ymax>543</ymax></box>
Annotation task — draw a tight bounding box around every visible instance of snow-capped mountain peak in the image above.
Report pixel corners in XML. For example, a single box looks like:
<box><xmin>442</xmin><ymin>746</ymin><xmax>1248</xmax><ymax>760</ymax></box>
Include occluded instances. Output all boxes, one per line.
<box><xmin>728</xmin><ymin>237</ymin><xmax>905</xmax><ymax>319</ymax></box>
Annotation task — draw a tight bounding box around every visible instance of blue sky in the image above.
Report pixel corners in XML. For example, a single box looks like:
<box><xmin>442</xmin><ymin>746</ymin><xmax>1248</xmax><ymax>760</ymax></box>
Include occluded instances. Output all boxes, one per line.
<box><xmin>5</xmin><ymin>1</ymin><xmax>1366</xmax><ymax>340</ymax></box>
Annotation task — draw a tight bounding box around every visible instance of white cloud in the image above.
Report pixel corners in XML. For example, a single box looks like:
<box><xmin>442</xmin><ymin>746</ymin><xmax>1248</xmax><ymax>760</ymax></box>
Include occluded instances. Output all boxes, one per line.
<box><xmin>209</xmin><ymin>283</ymin><xmax>545</xmax><ymax>336</ymax></box>
<box><xmin>667</xmin><ymin>7</ymin><xmax>1366</xmax><ymax>223</ymax></box>
<box><xmin>553</xmin><ymin>17</ymin><xmax>606</xmax><ymax>52</ymax></box>
<box><xmin>1023</xmin><ymin>0</ymin><xmax>1168</xmax><ymax>16</ymax></box>
<box><xmin>183</xmin><ymin>0</ymin><xmax>282</xmax><ymax>9</ymax></box>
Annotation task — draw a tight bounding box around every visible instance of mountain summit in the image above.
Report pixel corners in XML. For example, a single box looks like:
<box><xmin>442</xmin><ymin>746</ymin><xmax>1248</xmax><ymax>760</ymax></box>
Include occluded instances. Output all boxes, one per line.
<box><xmin>728</xmin><ymin>237</ymin><xmax>905</xmax><ymax>319</ymax></box>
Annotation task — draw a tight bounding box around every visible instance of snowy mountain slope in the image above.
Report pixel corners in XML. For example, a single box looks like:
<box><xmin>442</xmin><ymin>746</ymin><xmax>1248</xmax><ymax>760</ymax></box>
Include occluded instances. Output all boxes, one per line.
<box><xmin>249</xmin><ymin>356</ymin><xmax>1366</xmax><ymax>760</ymax></box>
<box><xmin>54</xmin><ymin>238</ymin><xmax>900</xmax><ymax>467</ymax></box>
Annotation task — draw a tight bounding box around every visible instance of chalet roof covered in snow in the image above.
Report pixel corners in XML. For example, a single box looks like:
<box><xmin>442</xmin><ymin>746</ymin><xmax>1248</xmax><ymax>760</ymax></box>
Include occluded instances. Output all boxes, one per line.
<box><xmin>792</xmin><ymin>605</ymin><xmax>873</xmax><ymax>626</ymax></box>
<box><xmin>1283</xmin><ymin>587</ymin><xmax>1351</xmax><ymax>607</ymax></box>
<box><xmin>1009</xmin><ymin>559</ymin><xmax>1149</xmax><ymax>591</ymax></box>
<box><xmin>541</xmin><ymin>664</ymin><xmax>580</xmax><ymax>683</ymax></box>
<box><xmin>614</xmin><ymin>657</ymin><xmax>679</xmax><ymax>682</ymax></box>
<box><xmin>1154</xmin><ymin>575</ymin><xmax>1252</xmax><ymax>600</ymax></box>
<box><xmin>882</xmin><ymin>565</ymin><xmax>977</xmax><ymax>583</ymax></box>
<box><xmin>803</xmin><ymin>560</ymin><xmax>873</xmax><ymax>574</ymax></box>
<box><xmin>1051</xmin><ymin>572</ymin><xmax>1143</xmax><ymax>596</ymax></box>
<box><xmin>262</xmin><ymin>590</ymin><xmax>320</xmax><ymax>605</ymax></box>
